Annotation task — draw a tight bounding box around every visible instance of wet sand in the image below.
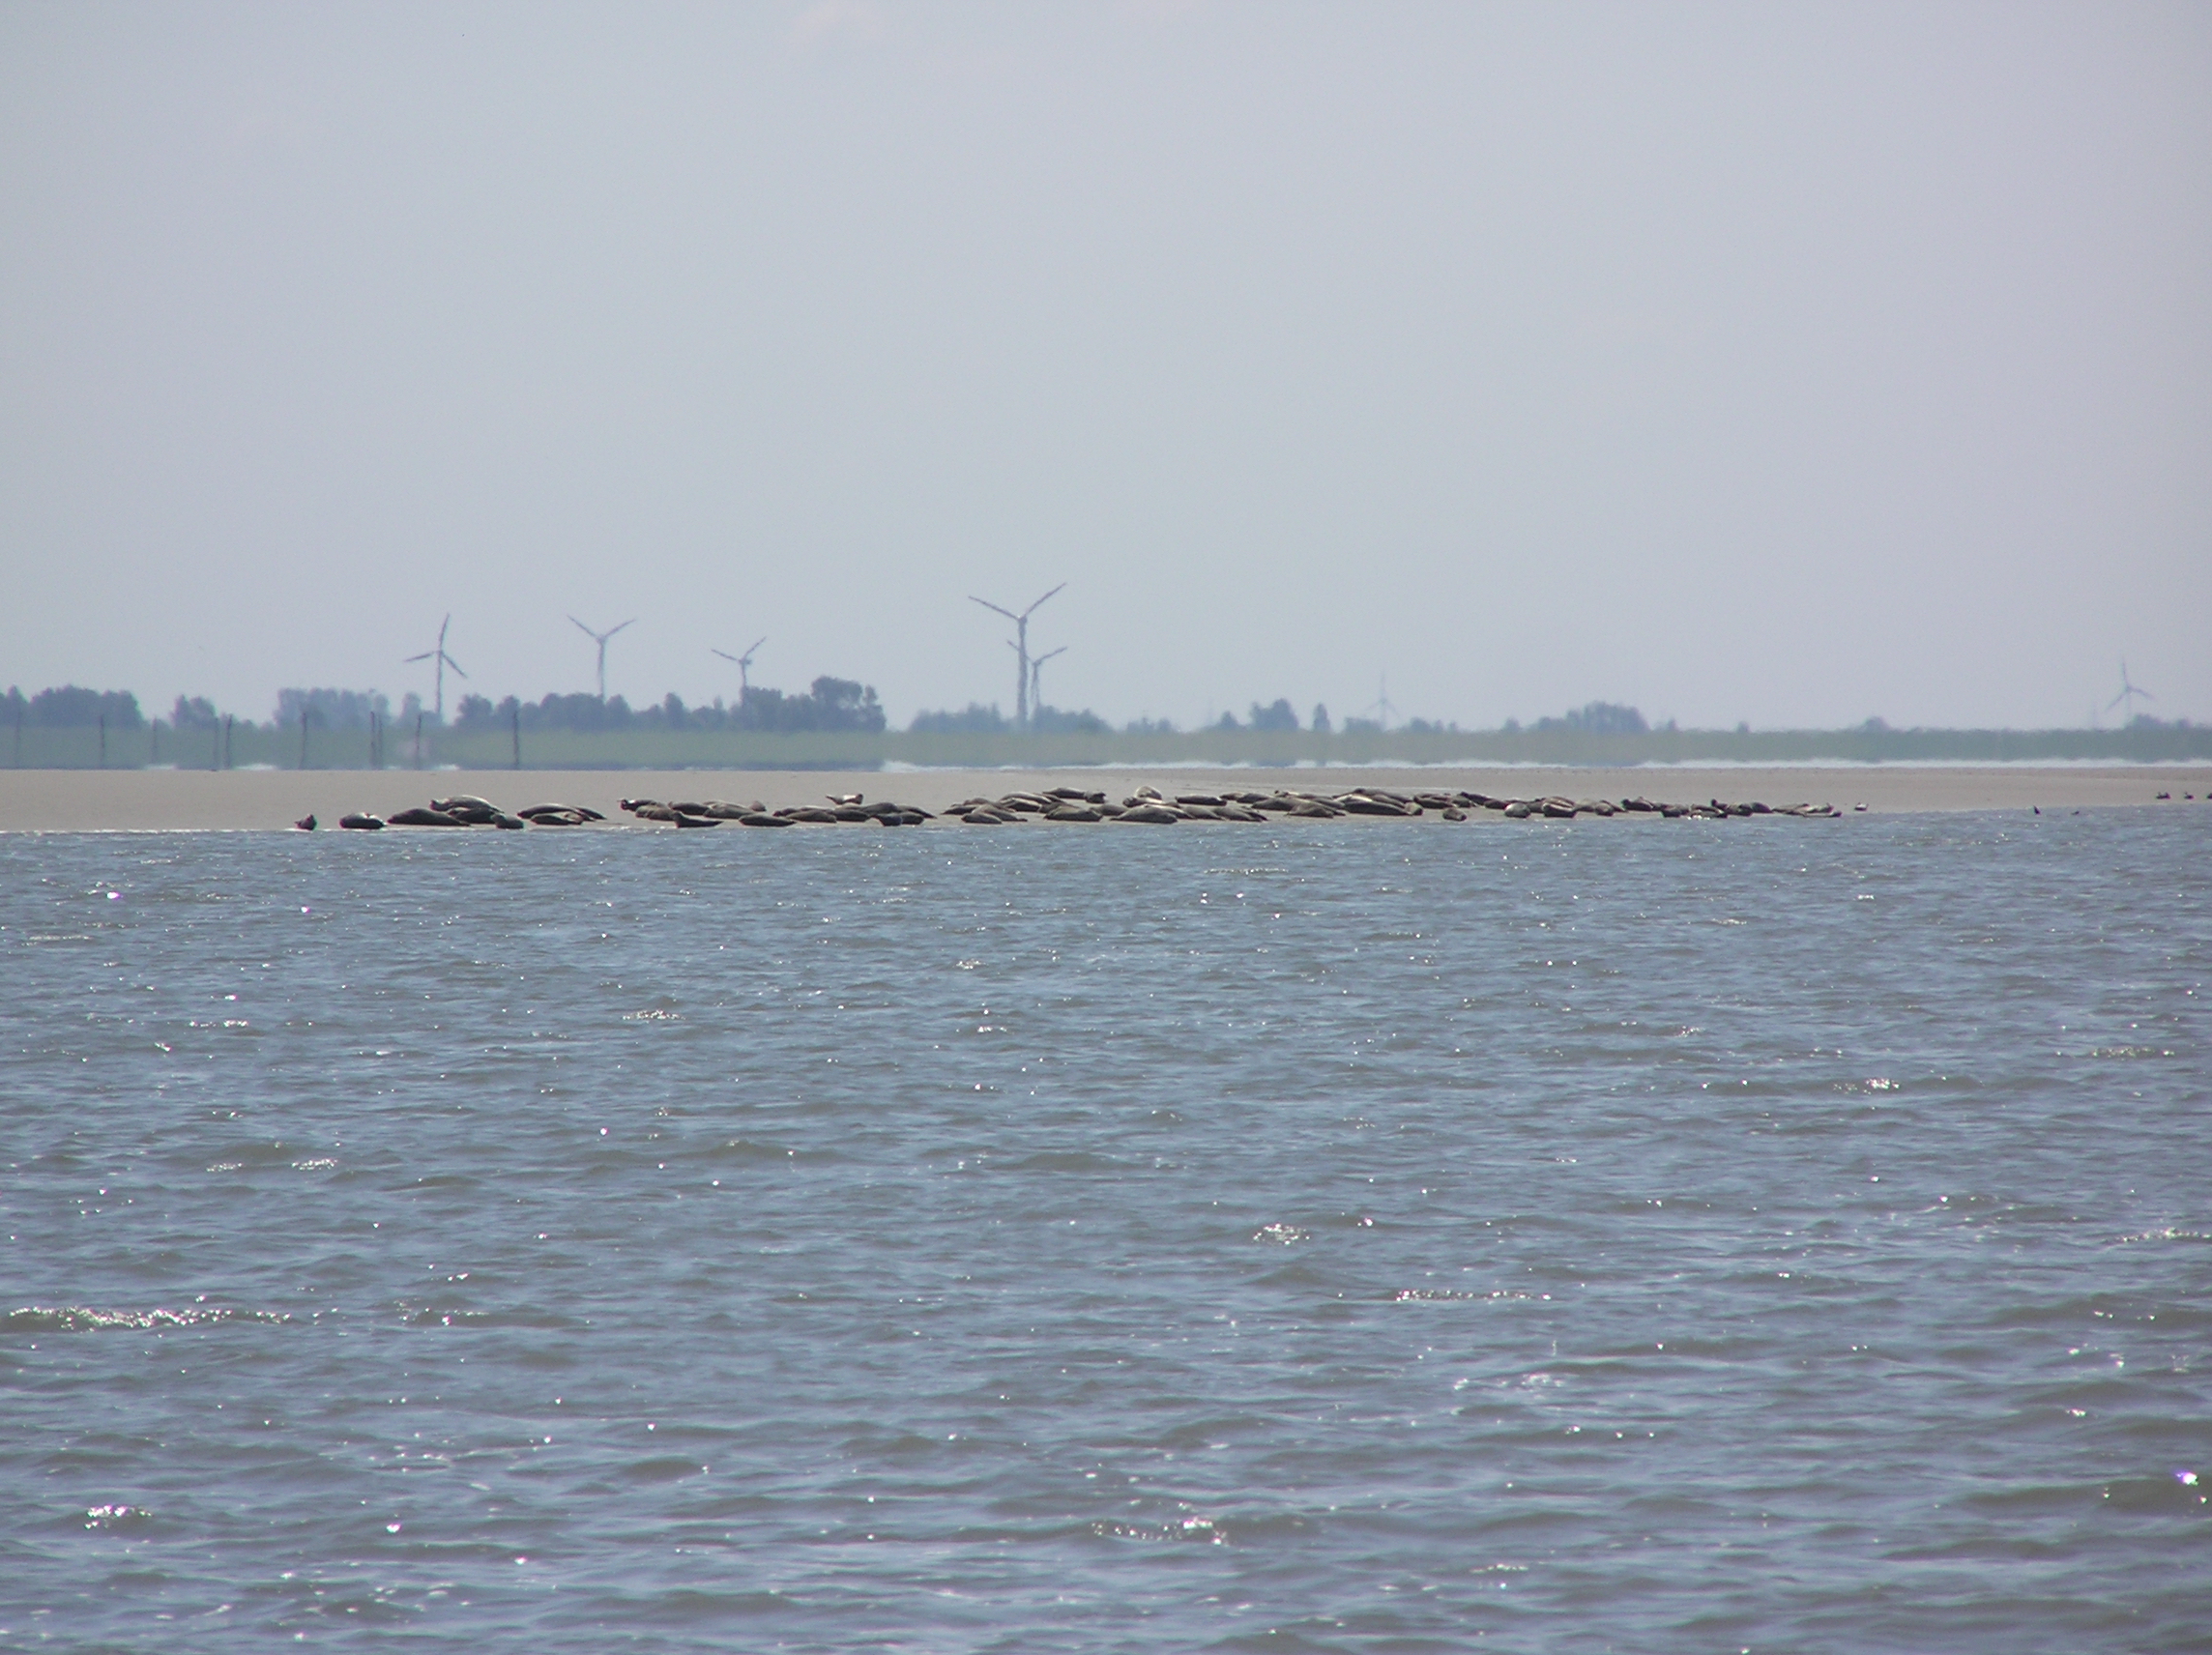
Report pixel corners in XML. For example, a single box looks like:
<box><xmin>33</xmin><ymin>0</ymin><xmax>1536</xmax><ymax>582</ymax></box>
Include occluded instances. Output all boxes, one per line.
<box><xmin>1</xmin><ymin>765</ymin><xmax>2206</xmax><ymax>832</ymax></box>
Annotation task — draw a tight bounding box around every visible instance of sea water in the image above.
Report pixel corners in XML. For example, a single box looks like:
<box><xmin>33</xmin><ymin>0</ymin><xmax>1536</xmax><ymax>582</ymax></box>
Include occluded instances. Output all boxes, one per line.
<box><xmin>2</xmin><ymin>811</ymin><xmax>2206</xmax><ymax>1652</ymax></box>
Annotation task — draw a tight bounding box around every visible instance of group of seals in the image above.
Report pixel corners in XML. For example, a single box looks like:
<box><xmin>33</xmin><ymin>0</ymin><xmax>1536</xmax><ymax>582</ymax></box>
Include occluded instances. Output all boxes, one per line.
<box><xmin>617</xmin><ymin>794</ymin><xmax>935</xmax><ymax>828</ymax></box>
<box><xmin>941</xmin><ymin>784</ymin><xmax>1839</xmax><ymax>824</ymax></box>
<box><xmin>332</xmin><ymin>795</ymin><xmax>606</xmax><ymax>830</ymax></box>
<box><xmin>313</xmin><ymin>785</ymin><xmax>1840</xmax><ymax>832</ymax></box>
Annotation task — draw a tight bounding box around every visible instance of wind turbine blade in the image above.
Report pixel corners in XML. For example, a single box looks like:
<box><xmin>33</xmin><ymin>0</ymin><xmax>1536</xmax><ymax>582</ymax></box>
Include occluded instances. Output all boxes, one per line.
<box><xmin>569</xmin><ymin>616</ymin><xmax>597</xmax><ymax>639</ymax></box>
<box><xmin>970</xmin><ymin>596</ymin><xmax>1018</xmax><ymax>622</ymax></box>
<box><xmin>1024</xmin><ymin>583</ymin><xmax>1066</xmax><ymax>617</ymax></box>
<box><xmin>746</xmin><ymin>636</ymin><xmax>767</xmax><ymax>658</ymax></box>
<box><xmin>447</xmin><ymin>656</ymin><xmax>469</xmax><ymax>679</ymax></box>
<box><xmin>608</xmin><ymin>619</ymin><xmax>636</xmax><ymax>638</ymax></box>
<box><xmin>712</xmin><ymin>649</ymin><xmax>739</xmax><ymax>663</ymax></box>
<box><xmin>405</xmin><ymin>650</ymin><xmax>435</xmax><ymax>663</ymax></box>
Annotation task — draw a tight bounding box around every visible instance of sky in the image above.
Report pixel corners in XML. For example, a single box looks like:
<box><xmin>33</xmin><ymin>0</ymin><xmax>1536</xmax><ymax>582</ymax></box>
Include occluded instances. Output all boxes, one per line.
<box><xmin>3</xmin><ymin>0</ymin><xmax>2207</xmax><ymax>731</ymax></box>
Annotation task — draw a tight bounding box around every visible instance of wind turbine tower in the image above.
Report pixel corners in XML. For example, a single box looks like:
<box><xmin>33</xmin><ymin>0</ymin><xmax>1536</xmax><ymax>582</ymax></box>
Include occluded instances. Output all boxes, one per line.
<box><xmin>970</xmin><ymin>584</ymin><xmax>1063</xmax><ymax>730</ymax></box>
<box><xmin>1027</xmin><ymin>645</ymin><xmax>1067</xmax><ymax>718</ymax></box>
<box><xmin>570</xmin><ymin>615</ymin><xmax>636</xmax><ymax>701</ymax></box>
<box><xmin>2108</xmin><ymin>662</ymin><xmax>2155</xmax><ymax>724</ymax></box>
<box><xmin>712</xmin><ymin>636</ymin><xmax>770</xmax><ymax>697</ymax></box>
<box><xmin>1363</xmin><ymin>674</ymin><xmax>1399</xmax><ymax>731</ymax></box>
<box><xmin>404</xmin><ymin>615</ymin><xmax>468</xmax><ymax>722</ymax></box>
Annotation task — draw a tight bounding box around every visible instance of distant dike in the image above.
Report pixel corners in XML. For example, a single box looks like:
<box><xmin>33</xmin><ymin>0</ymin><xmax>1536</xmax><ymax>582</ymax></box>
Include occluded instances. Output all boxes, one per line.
<box><xmin>11</xmin><ymin>723</ymin><xmax>2210</xmax><ymax>772</ymax></box>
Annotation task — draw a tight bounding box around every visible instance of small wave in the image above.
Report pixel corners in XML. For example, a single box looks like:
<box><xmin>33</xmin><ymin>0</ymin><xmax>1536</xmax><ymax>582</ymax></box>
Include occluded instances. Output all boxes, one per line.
<box><xmin>623</xmin><ymin>1009</ymin><xmax>681</xmax><ymax>1023</ymax></box>
<box><xmin>622</xmin><ymin>1455</ymin><xmax>707</xmax><ymax>1484</ymax></box>
<box><xmin>1394</xmin><ymin>1288</ymin><xmax>1548</xmax><ymax>1302</ymax></box>
<box><xmin>1252</xmin><ymin>1223</ymin><xmax>1308</xmax><ymax>1243</ymax></box>
<box><xmin>1002</xmin><ymin>1150</ymin><xmax>1136</xmax><ymax>1174</ymax></box>
<box><xmin>8</xmin><ymin>1305</ymin><xmax>289</xmax><ymax>1333</ymax></box>
<box><xmin>1091</xmin><ymin>1515</ymin><xmax>1229</xmax><ymax>1545</ymax></box>
<box><xmin>2116</xmin><ymin>1228</ymin><xmax>2212</xmax><ymax>1244</ymax></box>
<box><xmin>83</xmin><ymin>1503</ymin><xmax>153</xmax><ymax>1529</ymax></box>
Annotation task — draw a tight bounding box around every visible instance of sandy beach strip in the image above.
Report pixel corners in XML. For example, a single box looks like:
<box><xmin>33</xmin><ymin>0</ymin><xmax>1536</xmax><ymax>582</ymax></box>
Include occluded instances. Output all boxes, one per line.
<box><xmin>1</xmin><ymin>764</ymin><xmax>2207</xmax><ymax>832</ymax></box>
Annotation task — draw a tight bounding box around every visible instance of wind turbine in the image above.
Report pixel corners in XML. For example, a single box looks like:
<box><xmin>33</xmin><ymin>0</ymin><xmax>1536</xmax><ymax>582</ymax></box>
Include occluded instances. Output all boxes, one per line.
<box><xmin>712</xmin><ymin>636</ymin><xmax>769</xmax><ymax>696</ymax></box>
<box><xmin>1362</xmin><ymin>674</ymin><xmax>1398</xmax><ymax>731</ymax></box>
<box><xmin>1027</xmin><ymin>645</ymin><xmax>1066</xmax><ymax>717</ymax></box>
<box><xmin>569</xmin><ymin>615</ymin><xmax>635</xmax><ymax>701</ymax></box>
<box><xmin>404</xmin><ymin>615</ymin><xmax>468</xmax><ymax>723</ymax></box>
<box><xmin>2107</xmin><ymin>662</ymin><xmax>2155</xmax><ymax>724</ymax></box>
<box><xmin>970</xmin><ymin>583</ymin><xmax>1063</xmax><ymax>730</ymax></box>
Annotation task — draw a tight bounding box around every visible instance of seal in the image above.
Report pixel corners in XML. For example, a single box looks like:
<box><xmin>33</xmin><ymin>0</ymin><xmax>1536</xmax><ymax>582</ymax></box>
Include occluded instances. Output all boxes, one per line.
<box><xmin>426</xmin><ymin>800</ymin><xmax>498</xmax><ymax>824</ymax></box>
<box><xmin>338</xmin><ymin>813</ymin><xmax>384</xmax><ymax>830</ymax></box>
<box><xmin>293</xmin><ymin>814</ymin><xmax>317</xmax><ymax>830</ymax></box>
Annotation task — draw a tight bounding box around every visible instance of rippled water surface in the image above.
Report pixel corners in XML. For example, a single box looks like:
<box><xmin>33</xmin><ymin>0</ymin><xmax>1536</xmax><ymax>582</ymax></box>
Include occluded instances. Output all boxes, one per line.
<box><xmin>4</xmin><ymin>812</ymin><xmax>2208</xmax><ymax>1652</ymax></box>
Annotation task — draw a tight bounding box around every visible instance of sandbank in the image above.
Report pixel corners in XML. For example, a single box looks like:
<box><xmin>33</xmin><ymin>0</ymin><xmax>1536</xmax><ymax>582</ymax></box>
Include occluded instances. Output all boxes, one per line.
<box><xmin>1</xmin><ymin>765</ymin><xmax>2206</xmax><ymax>833</ymax></box>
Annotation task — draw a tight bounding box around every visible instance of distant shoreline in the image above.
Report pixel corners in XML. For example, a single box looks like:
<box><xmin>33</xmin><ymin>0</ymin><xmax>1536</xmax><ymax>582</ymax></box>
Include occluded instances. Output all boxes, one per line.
<box><xmin>3</xmin><ymin>764</ymin><xmax>2206</xmax><ymax>833</ymax></box>
<box><xmin>7</xmin><ymin>722</ymin><xmax>2209</xmax><ymax>773</ymax></box>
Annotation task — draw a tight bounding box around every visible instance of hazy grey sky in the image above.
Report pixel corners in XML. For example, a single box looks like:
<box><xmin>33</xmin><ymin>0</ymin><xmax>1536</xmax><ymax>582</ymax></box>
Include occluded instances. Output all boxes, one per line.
<box><xmin>4</xmin><ymin>1</ymin><xmax>2207</xmax><ymax>730</ymax></box>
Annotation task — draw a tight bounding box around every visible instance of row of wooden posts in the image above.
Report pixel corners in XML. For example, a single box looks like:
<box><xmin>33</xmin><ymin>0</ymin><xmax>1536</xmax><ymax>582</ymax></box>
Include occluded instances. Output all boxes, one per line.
<box><xmin>6</xmin><ymin>707</ymin><xmax>527</xmax><ymax>771</ymax></box>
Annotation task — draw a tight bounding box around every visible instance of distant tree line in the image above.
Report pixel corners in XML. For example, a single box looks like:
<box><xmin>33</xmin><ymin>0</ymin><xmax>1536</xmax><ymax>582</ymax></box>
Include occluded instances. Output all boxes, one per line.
<box><xmin>908</xmin><ymin>703</ymin><xmax>1114</xmax><ymax>735</ymax></box>
<box><xmin>452</xmin><ymin>678</ymin><xmax>885</xmax><ymax>735</ymax></box>
<box><xmin>1211</xmin><ymin>698</ymin><xmax>1327</xmax><ymax>732</ymax></box>
<box><xmin>14</xmin><ymin>682</ymin><xmax>2195</xmax><ymax>747</ymax></box>
<box><xmin>1501</xmin><ymin>701</ymin><xmax>1652</xmax><ymax>736</ymax></box>
<box><xmin>273</xmin><ymin>688</ymin><xmax>391</xmax><ymax>731</ymax></box>
<box><xmin>2</xmin><ymin>685</ymin><xmax>146</xmax><ymax>728</ymax></box>
<box><xmin>910</xmin><ymin>698</ymin><xmax>1331</xmax><ymax>736</ymax></box>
